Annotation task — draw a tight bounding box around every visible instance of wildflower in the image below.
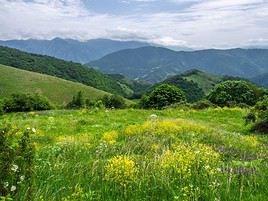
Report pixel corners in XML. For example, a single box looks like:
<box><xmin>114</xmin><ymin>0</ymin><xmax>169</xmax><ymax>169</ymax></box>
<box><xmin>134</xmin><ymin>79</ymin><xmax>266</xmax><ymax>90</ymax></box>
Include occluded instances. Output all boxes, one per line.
<box><xmin>101</xmin><ymin>131</ymin><xmax>118</xmax><ymax>144</ymax></box>
<box><xmin>149</xmin><ymin>114</ymin><xmax>158</xmax><ymax>119</ymax></box>
<box><xmin>161</xmin><ymin>142</ymin><xmax>221</xmax><ymax>179</ymax></box>
<box><xmin>32</xmin><ymin>128</ymin><xmax>36</xmax><ymax>133</ymax></box>
<box><xmin>11</xmin><ymin>164</ymin><xmax>18</xmax><ymax>172</ymax></box>
<box><xmin>10</xmin><ymin>186</ymin><xmax>16</xmax><ymax>192</ymax></box>
<box><xmin>105</xmin><ymin>155</ymin><xmax>138</xmax><ymax>186</ymax></box>
<box><xmin>20</xmin><ymin>175</ymin><xmax>25</xmax><ymax>181</ymax></box>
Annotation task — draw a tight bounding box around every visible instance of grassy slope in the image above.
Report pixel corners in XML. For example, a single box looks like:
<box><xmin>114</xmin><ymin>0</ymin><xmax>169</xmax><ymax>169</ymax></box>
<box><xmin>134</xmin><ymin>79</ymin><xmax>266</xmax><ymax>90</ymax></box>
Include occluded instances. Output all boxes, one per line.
<box><xmin>0</xmin><ymin>46</ymin><xmax>129</xmax><ymax>96</ymax></box>
<box><xmin>2</xmin><ymin>108</ymin><xmax>267</xmax><ymax>200</ymax></box>
<box><xmin>0</xmin><ymin>64</ymin><xmax>110</xmax><ymax>104</ymax></box>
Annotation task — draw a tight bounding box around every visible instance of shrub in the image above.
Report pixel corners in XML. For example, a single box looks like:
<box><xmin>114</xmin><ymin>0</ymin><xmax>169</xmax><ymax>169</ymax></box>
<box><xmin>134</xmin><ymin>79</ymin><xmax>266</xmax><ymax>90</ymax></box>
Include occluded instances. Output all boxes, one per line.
<box><xmin>139</xmin><ymin>84</ymin><xmax>186</xmax><ymax>109</ymax></box>
<box><xmin>66</xmin><ymin>91</ymin><xmax>85</xmax><ymax>109</ymax></box>
<box><xmin>191</xmin><ymin>100</ymin><xmax>216</xmax><ymax>110</ymax></box>
<box><xmin>2</xmin><ymin>93</ymin><xmax>52</xmax><ymax>113</ymax></box>
<box><xmin>101</xmin><ymin>95</ymin><xmax>126</xmax><ymax>109</ymax></box>
<box><xmin>246</xmin><ymin>97</ymin><xmax>268</xmax><ymax>133</ymax></box>
<box><xmin>0</xmin><ymin>125</ymin><xmax>35</xmax><ymax>199</ymax></box>
<box><xmin>208</xmin><ymin>81</ymin><xmax>256</xmax><ymax>107</ymax></box>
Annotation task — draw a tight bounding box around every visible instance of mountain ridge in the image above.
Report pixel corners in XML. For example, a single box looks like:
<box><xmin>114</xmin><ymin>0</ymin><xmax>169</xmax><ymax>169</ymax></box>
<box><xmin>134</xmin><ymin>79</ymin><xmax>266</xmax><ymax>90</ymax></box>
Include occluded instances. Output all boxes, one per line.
<box><xmin>88</xmin><ymin>46</ymin><xmax>268</xmax><ymax>82</ymax></box>
<box><xmin>0</xmin><ymin>38</ymin><xmax>151</xmax><ymax>63</ymax></box>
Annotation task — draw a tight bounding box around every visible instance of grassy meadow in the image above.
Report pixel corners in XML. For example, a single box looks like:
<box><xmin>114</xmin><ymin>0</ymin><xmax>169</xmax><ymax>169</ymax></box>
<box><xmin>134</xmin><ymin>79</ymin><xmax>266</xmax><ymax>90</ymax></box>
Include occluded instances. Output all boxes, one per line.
<box><xmin>1</xmin><ymin>108</ymin><xmax>267</xmax><ymax>201</ymax></box>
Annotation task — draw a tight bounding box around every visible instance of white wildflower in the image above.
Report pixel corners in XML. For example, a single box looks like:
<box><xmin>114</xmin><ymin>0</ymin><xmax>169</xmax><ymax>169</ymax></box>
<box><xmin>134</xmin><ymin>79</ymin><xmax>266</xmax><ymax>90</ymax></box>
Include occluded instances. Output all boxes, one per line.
<box><xmin>32</xmin><ymin>128</ymin><xmax>36</xmax><ymax>133</ymax></box>
<box><xmin>10</xmin><ymin>186</ymin><xmax>16</xmax><ymax>192</ymax></box>
<box><xmin>149</xmin><ymin>114</ymin><xmax>158</xmax><ymax>119</ymax></box>
<box><xmin>20</xmin><ymin>175</ymin><xmax>25</xmax><ymax>181</ymax></box>
<box><xmin>11</xmin><ymin>164</ymin><xmax>18</xmax><ymax>172</ymax></box>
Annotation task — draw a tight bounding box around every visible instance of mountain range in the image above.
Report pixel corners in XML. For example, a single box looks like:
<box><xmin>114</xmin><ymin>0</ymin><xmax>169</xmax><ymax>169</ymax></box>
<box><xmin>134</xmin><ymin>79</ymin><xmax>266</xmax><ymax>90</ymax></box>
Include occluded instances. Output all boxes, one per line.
<box><xmin>251</xmin><ymin>73</ymin><xmax>268</xmax><ymax>88</ymax></box>
<box><xmin>0</xmin><ymin>45</ymin><xmax>154</xmax><ymax>98</ymax></box>
<box><xmin>0</xmin><ymin>38</ymin><xmax>151</xmax><ymax>63</ymax></box>
<box><xmin>88</xmin><ymin>46</ymin><xmax>268</xmax><ymax>83</ymax></box>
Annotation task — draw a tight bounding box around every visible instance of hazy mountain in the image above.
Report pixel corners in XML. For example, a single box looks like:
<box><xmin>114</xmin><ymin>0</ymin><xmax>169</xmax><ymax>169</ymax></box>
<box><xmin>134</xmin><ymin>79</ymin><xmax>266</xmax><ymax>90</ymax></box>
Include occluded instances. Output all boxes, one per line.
<box><xmin>0</xmin><ymin>38</ymin><xmax>151</xmax><ymax>63</ymax></box>
<box><xmin>88</xmin><ymin>46</ymin><xmax>268</xmax><ymax>82</ymax></box>
<box><xmin>251</xmin><ymin>73</ymin><xmax>268</xmax><ymax>88</ymax></box>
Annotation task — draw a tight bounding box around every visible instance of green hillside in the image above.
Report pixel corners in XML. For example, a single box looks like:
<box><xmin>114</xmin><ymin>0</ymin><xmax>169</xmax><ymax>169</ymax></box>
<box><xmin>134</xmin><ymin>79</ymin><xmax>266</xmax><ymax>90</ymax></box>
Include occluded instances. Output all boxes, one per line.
<box><xmin>180</xmin><ymin>69</ymin><xmax>223</xmax><ymax>94</ymax></box>
<box><xmin>0</xmin><ymin>64</ymin><xmax>110</xmax><ymax>104</ymax></box>
<box><xmin>0</xmin><ymin>46</ymin><xmax>128</xmax><ymax>96</ymax></box>
<box><xmin>108</xmin><ymin>74</ymin><xmax>152</xmax><ymax>98</ymax></box>
<box><xmin>162</xmin><ymin>74</ymin><xmax>205</xmax><ymax>102</ymax></box>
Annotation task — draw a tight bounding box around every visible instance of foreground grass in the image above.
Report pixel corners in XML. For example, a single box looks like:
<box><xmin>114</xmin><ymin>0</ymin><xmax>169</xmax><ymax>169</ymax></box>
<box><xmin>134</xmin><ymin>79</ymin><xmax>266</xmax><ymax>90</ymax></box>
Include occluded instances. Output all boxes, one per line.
<box><xmin>1</xmin><ymin>108</ymin><xmax>267</xmax><ymax>200</ymax></box>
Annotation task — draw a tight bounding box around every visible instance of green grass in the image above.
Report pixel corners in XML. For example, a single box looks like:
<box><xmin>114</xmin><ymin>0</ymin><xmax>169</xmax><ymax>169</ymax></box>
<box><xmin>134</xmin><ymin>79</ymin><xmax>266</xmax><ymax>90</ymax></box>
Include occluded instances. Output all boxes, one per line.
<box><xmin>1</xmin><ymin>108</ymin><xmax>267</xmax><ymax>201</ymax></box>
<box><xmin>0</xmin><ymin>64</ymin><xmax>111</xmax><ymax>104</ymax></box>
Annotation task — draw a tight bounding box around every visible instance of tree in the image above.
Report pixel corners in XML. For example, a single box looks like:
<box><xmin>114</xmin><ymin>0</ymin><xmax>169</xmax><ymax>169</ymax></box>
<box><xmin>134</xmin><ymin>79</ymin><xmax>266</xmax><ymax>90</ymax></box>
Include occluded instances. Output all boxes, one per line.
<box><xmin>67</xmin><ymin>91</ymin><xmax>85</xmax><ymax>109</ymax></box>
<box><xmin>140</xmin><ymin>84</ymin><xmax>186</xmax><ymax>109</ymax></box>
<box><xmin>207</xmin><ymin>81</ymin><xmax>256</xmax><ymax>107</ymax></box>
<box><xmin>101</xmin><ymin>95</ymin><xmax>126</xmax><ymax>109</ymax></box>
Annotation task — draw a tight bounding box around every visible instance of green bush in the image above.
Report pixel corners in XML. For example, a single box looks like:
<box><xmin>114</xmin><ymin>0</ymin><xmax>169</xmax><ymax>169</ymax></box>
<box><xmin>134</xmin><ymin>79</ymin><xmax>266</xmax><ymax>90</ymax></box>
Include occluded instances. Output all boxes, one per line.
<box><xmin>191</xmin><ymin>100</ymin><xmax>216</xmax><ymax>110</ymax></box>
<box><xmin>140</xmin><ymin>84</ymin><xmax>186</xmax><ymax>109</ymax></box>
<box><xmin>2</xmin><ymin>94</ymin><xmax>52</xmax><ymax>113</ymax></box>
<box><xmin>0</xmin><ymin>124</ymin><xmax>35</xmax><ymax>199</ymax></box>
<box><xmin>245</xmin><ymin>97</ymin><xmax>268</xmax><ymax>133</ymax></box>
<box><xmin>208</xmin><ymin>81</ymin><xmax>256</xmax><ymax>107</ymax></box>
<box><xmin>66</xmin><ymin>91</ymin><xmax>85</xmax><ymax>109</ymax></box>
<box><xmin>101</xmin><ymin>95</ymin><xmax>126</xmax><ymax>109</ymax></box>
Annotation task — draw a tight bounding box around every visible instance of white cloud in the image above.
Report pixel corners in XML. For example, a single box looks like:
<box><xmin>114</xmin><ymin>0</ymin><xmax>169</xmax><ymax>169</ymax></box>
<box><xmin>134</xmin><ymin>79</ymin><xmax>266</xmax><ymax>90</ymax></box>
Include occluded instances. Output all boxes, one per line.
<box><xmin>0</xmin><ymin>0</ymin><xmax>267</xmax><ymax>48</ymax></box>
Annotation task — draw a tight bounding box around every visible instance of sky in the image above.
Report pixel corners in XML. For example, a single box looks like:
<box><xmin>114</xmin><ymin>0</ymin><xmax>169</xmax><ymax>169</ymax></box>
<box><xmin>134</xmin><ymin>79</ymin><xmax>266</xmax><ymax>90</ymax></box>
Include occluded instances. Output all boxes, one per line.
<box><xmin>0</xmin><ymin>0</ymin><xmax>268</xmax><ymax>48</ymax></box>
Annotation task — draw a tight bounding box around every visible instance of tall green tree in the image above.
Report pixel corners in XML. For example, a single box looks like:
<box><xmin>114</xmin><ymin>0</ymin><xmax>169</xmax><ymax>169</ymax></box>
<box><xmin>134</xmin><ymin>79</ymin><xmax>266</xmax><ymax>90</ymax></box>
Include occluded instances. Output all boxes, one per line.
<box><xmin>140</xmin><ymin>84</ymin><xmax>186</xmax><ymax>109</ymax></box>
<box><xmin>208</xmin><ymin>81</ymin><xmax>256</xmax><ymax>107</ymax></box>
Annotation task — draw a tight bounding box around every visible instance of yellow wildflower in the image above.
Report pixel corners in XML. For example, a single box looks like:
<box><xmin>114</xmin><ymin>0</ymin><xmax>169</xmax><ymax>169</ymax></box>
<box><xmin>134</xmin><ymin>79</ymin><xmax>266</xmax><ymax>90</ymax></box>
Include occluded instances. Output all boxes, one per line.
<box><xmin>105</xmin><ymin>155</ymin><xmax>138</xmax><ymax>186</ymax></box>
<box><xmin>101</xmin><ymin>131</ymin><xmax>118</xmax><ymax>144</ymax></box>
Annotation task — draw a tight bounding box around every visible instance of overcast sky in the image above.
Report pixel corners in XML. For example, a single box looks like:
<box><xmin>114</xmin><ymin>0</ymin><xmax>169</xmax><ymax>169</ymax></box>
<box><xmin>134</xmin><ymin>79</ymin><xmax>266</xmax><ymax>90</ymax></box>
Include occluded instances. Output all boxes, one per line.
<box><xmin>0</xmin><ymin>0</ymin><xmax>267</xmax><ymax>48</ymax></box>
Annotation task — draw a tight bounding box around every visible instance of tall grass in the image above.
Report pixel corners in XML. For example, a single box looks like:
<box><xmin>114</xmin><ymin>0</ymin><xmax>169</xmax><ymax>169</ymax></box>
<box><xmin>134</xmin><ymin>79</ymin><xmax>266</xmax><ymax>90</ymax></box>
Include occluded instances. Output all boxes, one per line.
<box><xmin>1</xmin><ymin>108</ymin><xmax>267</xmax><ymax>200</ymax></box>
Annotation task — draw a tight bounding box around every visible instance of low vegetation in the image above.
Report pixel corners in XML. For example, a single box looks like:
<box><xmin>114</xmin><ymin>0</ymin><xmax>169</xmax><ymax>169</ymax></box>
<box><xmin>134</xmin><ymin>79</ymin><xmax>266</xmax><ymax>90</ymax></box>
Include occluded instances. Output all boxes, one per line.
<box><xmin>246</xmin><ymin>97</ymin><xmax>268</xmax><ymax>133</ymax></box>
<box><xmin>0</xmin><ymin>108</ymin><xmax>267</xmax><ymax>200</ymax></box>
<box><xmin>0</xmin><ymin>93</ymin><xmax>52</xmax><ymax>113</ymax></box>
